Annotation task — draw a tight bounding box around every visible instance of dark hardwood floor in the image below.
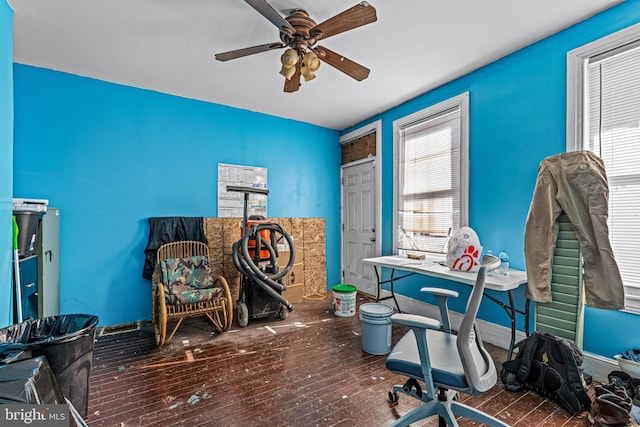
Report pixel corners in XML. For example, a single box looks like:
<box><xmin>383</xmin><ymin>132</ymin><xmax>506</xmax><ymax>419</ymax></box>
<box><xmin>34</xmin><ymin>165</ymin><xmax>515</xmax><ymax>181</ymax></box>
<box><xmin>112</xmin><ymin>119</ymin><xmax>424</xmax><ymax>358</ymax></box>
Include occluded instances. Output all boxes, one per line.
<box><xmin>87</xmin><ymin>294</ymin><xmax>591</xmax><ymax>426</ymax></box>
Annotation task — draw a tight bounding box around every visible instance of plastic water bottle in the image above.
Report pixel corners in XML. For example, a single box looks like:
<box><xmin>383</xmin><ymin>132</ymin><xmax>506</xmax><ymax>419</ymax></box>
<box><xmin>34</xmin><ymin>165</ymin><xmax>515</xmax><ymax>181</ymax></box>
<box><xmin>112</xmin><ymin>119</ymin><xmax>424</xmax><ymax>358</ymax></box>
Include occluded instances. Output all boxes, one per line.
<box><xmin>486</xmin><ymin>250</ymin><xmax>494</xmax><ymax>276</ymax></box>
<box><xmin>498</xmin><ymin>250</ymin><xmax>509</xmax><ymax>276</ymax></box>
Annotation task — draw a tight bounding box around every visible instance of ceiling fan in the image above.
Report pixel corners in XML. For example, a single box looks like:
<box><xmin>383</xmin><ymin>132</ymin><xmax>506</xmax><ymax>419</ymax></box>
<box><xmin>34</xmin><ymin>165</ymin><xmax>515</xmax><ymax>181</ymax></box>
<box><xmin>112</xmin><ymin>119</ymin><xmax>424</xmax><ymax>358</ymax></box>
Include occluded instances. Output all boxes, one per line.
<box><xmin>215</xmin><ymin>0</ymin><xmax>377</xmax><ymax>93</ymax></box>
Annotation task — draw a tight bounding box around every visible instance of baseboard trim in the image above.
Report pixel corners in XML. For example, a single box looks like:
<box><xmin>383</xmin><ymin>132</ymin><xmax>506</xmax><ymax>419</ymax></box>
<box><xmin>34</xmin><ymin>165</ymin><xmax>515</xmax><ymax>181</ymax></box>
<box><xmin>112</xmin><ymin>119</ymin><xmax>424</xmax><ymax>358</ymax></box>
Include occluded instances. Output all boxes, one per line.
<box><xmin>99</xmin><ymin>321</ymin><xmax>141</xmax><ymax>336</ymax></box>
<box><xmin>373</xmin><ymin>293</ymin><xmax>616</xmax><ymax>383</ymax></box>
<box><xmin>583</xmin><ymin>352</ymin><xmax>618</xmax><ymax>384</ymax></box>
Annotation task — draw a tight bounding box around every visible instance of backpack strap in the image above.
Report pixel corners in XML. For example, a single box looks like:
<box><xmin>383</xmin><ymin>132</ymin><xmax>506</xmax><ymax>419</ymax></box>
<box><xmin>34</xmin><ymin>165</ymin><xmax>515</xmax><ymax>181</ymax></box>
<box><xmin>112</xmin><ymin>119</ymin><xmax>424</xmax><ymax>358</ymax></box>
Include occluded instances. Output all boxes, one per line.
<box><xmin>515</xmin><ymin>332</ymin><xmax>542</xmax><ymax>384</ymax></box>
<box><xmin>557</xmin><ymin>338</ymin><xmax>591</xmax><ymax>411</ymax></box>
<box><xmin>501</xmin><ymin>334</ymin><xmax>537</xmax><ymax>392</ymax></box>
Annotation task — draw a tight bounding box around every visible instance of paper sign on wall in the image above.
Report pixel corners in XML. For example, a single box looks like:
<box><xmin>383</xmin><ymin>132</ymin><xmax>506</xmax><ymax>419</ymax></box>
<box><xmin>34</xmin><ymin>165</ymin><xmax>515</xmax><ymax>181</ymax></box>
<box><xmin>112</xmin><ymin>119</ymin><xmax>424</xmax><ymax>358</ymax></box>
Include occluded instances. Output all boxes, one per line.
<box><xmin>217</xmin><ymin>163</ymin><xmax>267</xmax><ymax>218</ymax></box>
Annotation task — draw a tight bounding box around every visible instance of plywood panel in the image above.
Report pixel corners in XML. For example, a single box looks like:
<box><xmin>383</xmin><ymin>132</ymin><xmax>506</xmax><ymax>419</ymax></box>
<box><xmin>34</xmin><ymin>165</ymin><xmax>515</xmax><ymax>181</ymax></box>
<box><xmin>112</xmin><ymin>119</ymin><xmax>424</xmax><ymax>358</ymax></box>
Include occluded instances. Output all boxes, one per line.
<box><xmin>341</xmin><ymin>132</ymin><xmax>376</xmax><ymax>165</ymax></box>
<box><xmin>222</xmin><ymin>218</ymin><xmax>242</xmax><ymax>256</ymax></box>
<box><xmin>289</xmin><ymin>218</ymin><xmax>304</xmax><ymax>245</ymax></box>
<box><xmin>304</xmin><ymin>241</ymin><xmax>325</xmax><ymax>258</ymax></box>
<box><xmin>305</xmin><ymin>258</ymin><xmax>326</xmax><ymax>273</ymax></box>
<box><xmin>209</xmin><ymin>262</ymin><xmax>223</xmax><ymax>278</ymax></box>
<box><xmin>303</xmin><ymin>218</ymin><xmax>326</xmax><ymax>243</ymax></box>
<box><xmin>204</xmin><ymin>218</ymin><xmax>223</xmax><ymax>249</ymax></box>
<box><xmin>304</xmin><ymin>268</ymin><xmax>328</xmax><ymax>297</ymax></box>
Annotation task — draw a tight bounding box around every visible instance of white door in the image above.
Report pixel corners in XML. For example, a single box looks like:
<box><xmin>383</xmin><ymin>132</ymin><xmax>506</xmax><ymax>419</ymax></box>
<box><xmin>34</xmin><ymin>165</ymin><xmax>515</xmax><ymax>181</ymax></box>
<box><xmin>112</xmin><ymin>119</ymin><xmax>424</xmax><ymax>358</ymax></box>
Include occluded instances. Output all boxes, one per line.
<box><xmin>341</xmin><ymin>158</ymin><xmax>377</xmax><ymax>295</ymax></box>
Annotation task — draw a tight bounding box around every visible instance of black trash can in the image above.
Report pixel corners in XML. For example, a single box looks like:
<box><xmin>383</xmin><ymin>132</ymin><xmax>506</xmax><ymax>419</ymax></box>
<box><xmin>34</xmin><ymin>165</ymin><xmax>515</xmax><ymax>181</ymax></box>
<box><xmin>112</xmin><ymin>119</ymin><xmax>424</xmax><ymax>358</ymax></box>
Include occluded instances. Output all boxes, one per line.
<box><xmin>13</xmin><ymin>211</ymin><xmax>44</xmax><ymax>258</ymax></box>
<box><xmin>0</xmin><ymin>314</ymin><xmax>99</xmax><ymax>417</ymax></box>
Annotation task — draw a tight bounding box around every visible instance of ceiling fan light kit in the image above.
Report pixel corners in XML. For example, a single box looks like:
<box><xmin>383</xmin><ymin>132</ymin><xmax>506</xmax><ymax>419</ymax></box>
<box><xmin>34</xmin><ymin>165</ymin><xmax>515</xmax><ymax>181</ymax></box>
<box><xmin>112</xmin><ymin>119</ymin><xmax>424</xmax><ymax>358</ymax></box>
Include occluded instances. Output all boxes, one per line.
<box><xmin>279</xmin><ymin>48</ymin><xmax>298</xmax><ymax>79</ymax></box>
<box><xmin>215</xmin><ymin>0</ymin><xmax>377</xmax><ymax>93</ymax></box>
<box><xmin>300</xmin><ymin>51</ymin><xmax>320</xmax><ymax>82</ymax></box>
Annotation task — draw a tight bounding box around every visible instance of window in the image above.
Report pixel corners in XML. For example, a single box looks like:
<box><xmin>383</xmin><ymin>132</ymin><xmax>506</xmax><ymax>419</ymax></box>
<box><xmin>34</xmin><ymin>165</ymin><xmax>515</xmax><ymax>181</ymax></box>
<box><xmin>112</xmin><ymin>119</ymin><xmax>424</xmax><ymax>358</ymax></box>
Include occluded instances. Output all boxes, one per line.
<box><xmin>568</xmin><ymin>24</ymin><xmax>640</xmax><ymax>314</ymax></box>
<box><xmin>393</xmin><ymin>93</ymin><xmax>469</xmax><ymax>254</ymax></box>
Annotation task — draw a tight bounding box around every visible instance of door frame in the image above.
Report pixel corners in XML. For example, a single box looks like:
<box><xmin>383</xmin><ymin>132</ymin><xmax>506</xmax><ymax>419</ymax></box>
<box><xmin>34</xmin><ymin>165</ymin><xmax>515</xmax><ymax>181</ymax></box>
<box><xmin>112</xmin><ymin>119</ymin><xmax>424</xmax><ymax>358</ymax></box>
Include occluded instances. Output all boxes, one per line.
<box><xmin>340</xmin><ymin>120</ymin><xmax>382</xmax><ymax>285</ymax></box>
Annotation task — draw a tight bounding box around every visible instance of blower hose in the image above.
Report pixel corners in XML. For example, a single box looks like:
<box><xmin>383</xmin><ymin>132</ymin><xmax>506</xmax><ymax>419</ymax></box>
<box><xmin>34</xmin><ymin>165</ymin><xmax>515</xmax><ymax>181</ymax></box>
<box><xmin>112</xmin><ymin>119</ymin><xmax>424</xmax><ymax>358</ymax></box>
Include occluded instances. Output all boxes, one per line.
<box><xmin>232</xmin><ymin>221</ymin><xmax>296</xmax><ymax>312</ymax></box>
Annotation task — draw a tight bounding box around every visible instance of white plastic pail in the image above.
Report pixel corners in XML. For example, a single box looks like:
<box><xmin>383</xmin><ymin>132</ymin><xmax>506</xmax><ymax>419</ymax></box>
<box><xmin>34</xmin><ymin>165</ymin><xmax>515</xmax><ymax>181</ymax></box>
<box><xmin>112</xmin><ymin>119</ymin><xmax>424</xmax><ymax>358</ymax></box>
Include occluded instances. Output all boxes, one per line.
<box><xmin>359</xmin><ymin>303</ymin><xmax>394</xmax><ymax>355</ymax></box>
<box><xmin>332</xmin><ymin>284</ymin><xmax>357</xmax><ymax>317</ymax></box>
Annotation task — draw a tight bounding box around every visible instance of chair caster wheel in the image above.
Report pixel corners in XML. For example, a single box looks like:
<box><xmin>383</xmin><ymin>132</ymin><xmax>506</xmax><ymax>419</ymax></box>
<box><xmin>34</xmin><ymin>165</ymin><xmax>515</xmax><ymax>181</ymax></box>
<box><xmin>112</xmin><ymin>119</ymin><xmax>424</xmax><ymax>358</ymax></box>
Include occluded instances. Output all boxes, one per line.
<box><xmin>388</xmin><ymin>391</ymin><xmax>398</xmax><ymax>403</ymax></box>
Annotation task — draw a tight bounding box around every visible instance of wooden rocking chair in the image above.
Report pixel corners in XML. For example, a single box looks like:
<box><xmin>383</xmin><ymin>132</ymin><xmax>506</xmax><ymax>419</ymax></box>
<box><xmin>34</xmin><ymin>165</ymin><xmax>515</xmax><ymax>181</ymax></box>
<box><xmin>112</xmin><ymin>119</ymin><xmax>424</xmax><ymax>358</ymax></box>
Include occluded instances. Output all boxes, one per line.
<box><xmin>152</xmin><ymin>241</ymin><xmax>233</xmax><ymax>346</ymax></box>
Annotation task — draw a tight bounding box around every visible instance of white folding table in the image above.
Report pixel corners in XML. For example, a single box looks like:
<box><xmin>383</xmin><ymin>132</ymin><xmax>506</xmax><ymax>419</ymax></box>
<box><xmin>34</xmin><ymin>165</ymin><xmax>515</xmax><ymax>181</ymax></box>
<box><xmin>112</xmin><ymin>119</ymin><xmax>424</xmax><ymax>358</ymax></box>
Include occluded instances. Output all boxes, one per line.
<box><xmin>362</xmin><ymin>254</ymin><xmax>530</xmax><ymax>358</ymax></box>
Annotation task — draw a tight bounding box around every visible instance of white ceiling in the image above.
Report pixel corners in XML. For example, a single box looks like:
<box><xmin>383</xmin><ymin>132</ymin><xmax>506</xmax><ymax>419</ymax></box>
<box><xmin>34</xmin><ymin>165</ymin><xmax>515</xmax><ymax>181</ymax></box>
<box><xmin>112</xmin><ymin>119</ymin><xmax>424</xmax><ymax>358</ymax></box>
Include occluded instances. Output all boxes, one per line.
<box><xmin>8</xmin><ymin>0</ymin><xmax>623</xmax><ymax>130</ymax></box>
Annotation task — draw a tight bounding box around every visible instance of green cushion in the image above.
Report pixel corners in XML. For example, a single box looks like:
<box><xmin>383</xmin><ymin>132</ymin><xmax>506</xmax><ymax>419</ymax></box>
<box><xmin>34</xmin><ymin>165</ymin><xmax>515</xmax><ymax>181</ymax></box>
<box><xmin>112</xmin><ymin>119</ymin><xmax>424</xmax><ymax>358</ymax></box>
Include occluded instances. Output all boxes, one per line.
<box><xmin>169</xmin><ymin>287</ymin><xmax>223</xmax><ymax>305</ymax></box>
<box><xmin>160</xmin><ymin>255</ymin><xmax>221</xmax><ymax>304</ymax></box>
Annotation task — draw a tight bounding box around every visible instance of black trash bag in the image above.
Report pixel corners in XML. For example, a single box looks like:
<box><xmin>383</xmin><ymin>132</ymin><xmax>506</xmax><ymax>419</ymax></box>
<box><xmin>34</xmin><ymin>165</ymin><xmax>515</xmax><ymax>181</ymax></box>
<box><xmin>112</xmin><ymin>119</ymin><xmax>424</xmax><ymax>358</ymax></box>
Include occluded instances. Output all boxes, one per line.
<box><xmin>0</xmin><ymin>314</ymin><xmax>98</xmax><ymax>348</ymax></box>
<box><xmin>0</xmin><ymin>355</ymin><xmax>65</xmax><ymax>404</ymax></box>
<box><xmin>0</xmin><ymin>348</ymin><xmax>32</xmax><ymax>365</ymax></box>
<box><xmin>0</xmin><ymin>314</ymin><xmax>99</xmax><ymax>418</ymax></box>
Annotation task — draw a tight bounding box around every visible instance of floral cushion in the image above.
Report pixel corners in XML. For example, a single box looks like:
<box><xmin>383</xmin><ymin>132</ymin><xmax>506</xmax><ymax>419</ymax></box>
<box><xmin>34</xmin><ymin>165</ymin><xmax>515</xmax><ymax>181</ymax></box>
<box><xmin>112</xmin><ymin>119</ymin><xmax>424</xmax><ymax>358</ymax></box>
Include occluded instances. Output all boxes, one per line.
<box><xmin>160</xmin><ymin>255</ymin><xmax>223</xmax><ymax>305</ymax></box>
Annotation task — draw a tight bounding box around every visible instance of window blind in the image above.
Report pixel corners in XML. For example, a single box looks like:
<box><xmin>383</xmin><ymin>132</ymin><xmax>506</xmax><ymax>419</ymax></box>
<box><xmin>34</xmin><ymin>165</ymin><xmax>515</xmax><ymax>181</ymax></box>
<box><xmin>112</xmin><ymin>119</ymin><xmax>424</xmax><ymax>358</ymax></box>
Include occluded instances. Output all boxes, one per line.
<box><xmin>397</xmin><ymin>107</ymin><xmax>461</xmax><ymax>253</ymax></box>
<box><xmin>587</xmin><ymin>42</ymin><xmax>640</xmax><ymax>313</ymax></box>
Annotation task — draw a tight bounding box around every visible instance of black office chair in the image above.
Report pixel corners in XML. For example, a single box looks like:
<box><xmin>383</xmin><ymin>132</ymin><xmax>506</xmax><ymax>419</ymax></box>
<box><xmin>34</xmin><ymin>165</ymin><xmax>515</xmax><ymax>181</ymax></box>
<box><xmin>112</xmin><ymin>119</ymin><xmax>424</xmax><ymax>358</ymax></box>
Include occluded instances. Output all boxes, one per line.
<box><xmin>385</xmin><ymin>255</ymin><xmax>508</xmax><ymax>427</ymax></box>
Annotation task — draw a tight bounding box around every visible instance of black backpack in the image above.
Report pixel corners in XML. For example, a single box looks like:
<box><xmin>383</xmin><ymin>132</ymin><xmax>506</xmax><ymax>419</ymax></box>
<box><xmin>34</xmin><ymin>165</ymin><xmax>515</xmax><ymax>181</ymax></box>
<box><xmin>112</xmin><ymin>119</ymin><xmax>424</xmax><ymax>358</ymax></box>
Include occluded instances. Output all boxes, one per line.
<box><xmin>501</xmin><ymin>331</ymin><xmax>591</xmax><ymax>414</ymax></box>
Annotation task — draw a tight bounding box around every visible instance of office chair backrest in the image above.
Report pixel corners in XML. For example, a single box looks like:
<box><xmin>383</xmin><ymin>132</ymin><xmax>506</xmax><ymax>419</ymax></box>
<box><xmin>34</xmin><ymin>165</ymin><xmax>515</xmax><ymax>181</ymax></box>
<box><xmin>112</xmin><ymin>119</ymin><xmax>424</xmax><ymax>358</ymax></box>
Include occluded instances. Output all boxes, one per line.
<box><xmin>457</xmin><ymin>265</ymin><xmax>498</xmax><ymax>394</ymax></box>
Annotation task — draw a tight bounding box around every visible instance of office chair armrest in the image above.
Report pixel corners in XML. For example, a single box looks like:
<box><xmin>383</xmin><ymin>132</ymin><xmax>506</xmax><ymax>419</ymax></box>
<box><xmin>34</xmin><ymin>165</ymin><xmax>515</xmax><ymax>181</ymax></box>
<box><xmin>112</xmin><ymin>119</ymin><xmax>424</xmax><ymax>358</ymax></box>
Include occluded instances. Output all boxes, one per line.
<box><xmin>391</xmin><ymin>313</ymin><xmax>441</xmax><ymax>330</ymax></box>
<box><xmin>420</xmin><ymin>287</ymin><xmax>458</xmax><ymax>333</ymax></box>
<box><xmin>420</xmin><ymin>287</ymin><xmax>458</xmax><ymax>299</ymax></box>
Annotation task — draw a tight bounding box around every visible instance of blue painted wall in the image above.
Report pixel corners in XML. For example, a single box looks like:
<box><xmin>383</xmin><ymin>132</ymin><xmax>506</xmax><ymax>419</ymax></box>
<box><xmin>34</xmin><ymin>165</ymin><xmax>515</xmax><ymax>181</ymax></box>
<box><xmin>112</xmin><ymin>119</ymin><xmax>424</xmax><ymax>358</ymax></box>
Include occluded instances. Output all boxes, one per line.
<box><xmin>12</xmin><ymin>66</ymin><xmax>340</xmax><ymax>326</ymax></box>
<box><xmin>8</xmin><ymin>0</ymin><xmax>640</xmax><ymax>359</ymax></box>
<box><xmin>0</xmin><ymin>1</ymin><xmax>13</xmax><ymax>328</ymax></box>
<box><xmin>345</xmin><ymin>0</ymin><xmax>640</xmax><ymax>359</ymax></box>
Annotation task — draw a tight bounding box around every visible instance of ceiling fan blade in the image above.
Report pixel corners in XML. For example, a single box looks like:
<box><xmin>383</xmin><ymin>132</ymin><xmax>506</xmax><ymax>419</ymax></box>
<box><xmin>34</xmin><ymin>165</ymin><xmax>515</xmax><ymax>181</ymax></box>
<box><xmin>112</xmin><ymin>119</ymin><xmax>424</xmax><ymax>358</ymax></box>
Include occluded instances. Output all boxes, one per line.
<box><xmin>215</xmin><ymin>42</ymin><xmax>284</xmax><ymax>61</ymax></box>
<box><xmin>311</xmin><ymin>2</ymin><xmax>377</xmax><ymax>41</ymax></box>
<box><xmin>245</xmin><ymin>0</ymin><xmax>295</xmax><ymax>35</ymax></box>
<box><xmin>315</xmin><ymin>46</ymin><xmax>370</xmax><ymax>81</ymax></box>
<box><xmin>284</xmin><ymin>60</ymin><xmax>301</xmax><ymax>93</ymax></box>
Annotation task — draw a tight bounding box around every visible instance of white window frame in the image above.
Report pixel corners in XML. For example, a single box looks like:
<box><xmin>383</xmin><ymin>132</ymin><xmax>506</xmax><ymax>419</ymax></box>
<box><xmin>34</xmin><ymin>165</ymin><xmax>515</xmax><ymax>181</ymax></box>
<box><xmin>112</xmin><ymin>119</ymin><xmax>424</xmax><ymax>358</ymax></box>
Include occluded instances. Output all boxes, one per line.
<box><xmin>567</xmin><ymin>22</ymin><xmax>640</xmax><ymax>315</ymax></box>
<box><xmin>392</xmin><ymin>92</ymin><xmax>470</xmax><ymax>255</ymax></box>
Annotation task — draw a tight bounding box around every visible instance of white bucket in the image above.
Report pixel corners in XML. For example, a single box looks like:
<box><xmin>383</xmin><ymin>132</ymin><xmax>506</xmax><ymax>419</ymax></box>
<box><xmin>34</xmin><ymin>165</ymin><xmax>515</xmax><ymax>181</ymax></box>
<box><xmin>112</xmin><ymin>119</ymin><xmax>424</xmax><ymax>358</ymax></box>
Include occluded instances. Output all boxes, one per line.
<box><xmin>332</xmin><ymin>284</ymin><xmax>357</xmax><ymax>317</ymax></box>
<box><xmin>359</xmin><ymin>303</ymin><xmax>394</xmax><ymax>355</ymax></box>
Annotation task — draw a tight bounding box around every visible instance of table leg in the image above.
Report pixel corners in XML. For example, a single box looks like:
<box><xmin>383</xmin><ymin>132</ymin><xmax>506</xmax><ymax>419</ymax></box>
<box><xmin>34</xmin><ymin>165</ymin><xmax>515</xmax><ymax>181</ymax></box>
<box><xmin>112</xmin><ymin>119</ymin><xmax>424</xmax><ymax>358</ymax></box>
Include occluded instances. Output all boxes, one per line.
<box><xmin>374</xmin><ymin>266</ymin><xmax>382</xmax><ymax>302</ymax></box>
<box><xmin>524</xmin><ymin>298</ymin><xmax>531</xmax><ymax>337</ymax></box>
<box><xmin>481</xmin><ymin>289</ymin><xmax>528</xmax><ymax>360</ymax></box>
<box><xmin>373</xmin><ymin>266</ymin><xmax>402</xmax><ymax>313</ymax></box>
<box><xmin>389</xmin><ymin>269</ymin><xmax>402</xmax><ymax>313</ymax></box>
<box><xmin>507</xmin><ymin>290</ymin><xmax>517</xmax><ymax>360</ymax></box>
